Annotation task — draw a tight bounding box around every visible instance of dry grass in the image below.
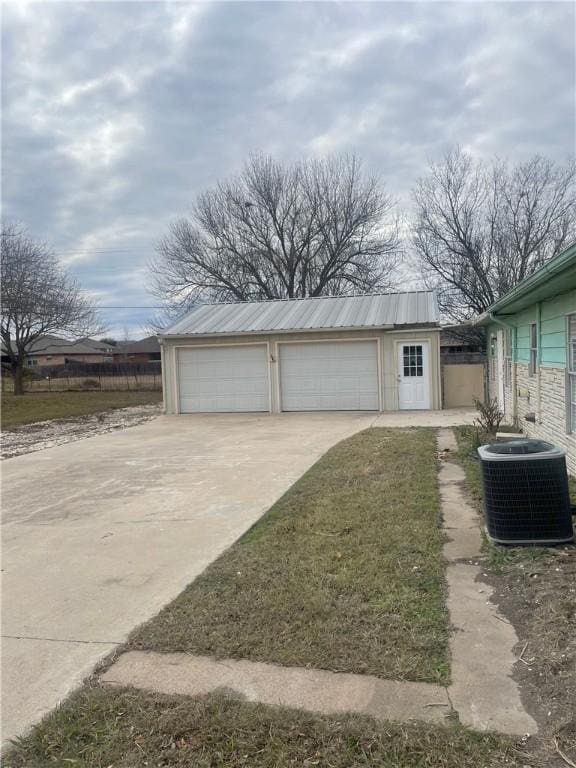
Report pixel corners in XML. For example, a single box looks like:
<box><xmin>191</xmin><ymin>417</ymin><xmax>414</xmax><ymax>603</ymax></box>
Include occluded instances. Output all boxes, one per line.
<box><xmin>1</xmin><ymin>391</ymin><xmax>163</xmax><ymax>428</ymax></box>
<box><xmin>129</xmin><ymin>428</ymin><xmax>449</xmax><ymax>684</ymax></box>
<box><xmin>4</xmin><ymin>687</ymin><xmax>531</xmax><ymax>768</ymax></box>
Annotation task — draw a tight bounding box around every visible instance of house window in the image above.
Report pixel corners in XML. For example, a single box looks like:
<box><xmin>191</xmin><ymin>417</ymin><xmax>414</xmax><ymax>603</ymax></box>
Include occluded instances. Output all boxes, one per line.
<box><xmin>529</xmin><ymin>323</ymin><xmax>538</xmax><ymax>376</ymax></box>
<box><xmin>504</xmin><ymin>329</ymin><xmax>513</xmax><ymax>387</ymax></box>
<box><xmin>568</xmin><ymin>315</ymin><xmax>576</xmax><ymax>433</ymax></box>
<box><xmin>26</xmin><ymin>359</ymin><xmax>38</xmax><ymax>367</ymax></box>
<box><xmin>489</xmin><ymin>335</ymin><xmax>497</xmax><ymax>384</ymax></box>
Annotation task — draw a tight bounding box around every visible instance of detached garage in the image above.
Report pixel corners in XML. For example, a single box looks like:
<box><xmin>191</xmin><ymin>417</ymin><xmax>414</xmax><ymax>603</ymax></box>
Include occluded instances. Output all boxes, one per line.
<box><xmin>160</xmin><ymin>291</ymin><xmax>442</xmax><ymax>414</ymax></box>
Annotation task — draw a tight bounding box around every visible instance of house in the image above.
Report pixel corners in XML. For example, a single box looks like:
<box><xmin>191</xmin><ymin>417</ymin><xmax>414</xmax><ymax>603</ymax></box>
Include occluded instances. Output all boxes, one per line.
<box><xmin>24</xmin><ymin>336</ymin><xmax>114</xmax><ymax>367</ymax></box>
<box><xmin>477</xmin><ymin>242</ymin><xmax>576</xmax><ymax>473</ymax></box>
<box><xmin>159</xmin><ymin>291</ymin><xmax>442</xmax><ymax>414</ymax></box>
<box><xmin>112</xmin><ymin>336</ymin><xmax>161</xmax><ymax>365</ymax></box>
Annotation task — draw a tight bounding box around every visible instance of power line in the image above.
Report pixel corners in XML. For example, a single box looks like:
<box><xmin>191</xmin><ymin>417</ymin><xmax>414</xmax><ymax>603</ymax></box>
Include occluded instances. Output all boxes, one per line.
<box><xmin>96</xmin><ymin>306</ymin><xmax>168</xmax><ymax>309</ymax></box>
<box><xmin>57</xmin><ymin>249</ymin><xmax>157</xmax><ymax>253</ymax></box>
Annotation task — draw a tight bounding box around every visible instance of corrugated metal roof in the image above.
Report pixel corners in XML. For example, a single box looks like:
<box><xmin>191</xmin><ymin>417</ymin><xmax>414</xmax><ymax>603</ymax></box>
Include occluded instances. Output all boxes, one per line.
<box><xmin>161</xmin><ymin>291</ymin><xmax>439</xmax><ymax>337</ymax></box>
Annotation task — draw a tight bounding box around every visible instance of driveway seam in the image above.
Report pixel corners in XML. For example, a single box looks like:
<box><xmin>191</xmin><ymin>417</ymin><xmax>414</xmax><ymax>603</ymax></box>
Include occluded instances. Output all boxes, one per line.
<box><xmin>3</xmin><ymin>634</ymin><xmax>121</xmax><ymax>646</ymax></box>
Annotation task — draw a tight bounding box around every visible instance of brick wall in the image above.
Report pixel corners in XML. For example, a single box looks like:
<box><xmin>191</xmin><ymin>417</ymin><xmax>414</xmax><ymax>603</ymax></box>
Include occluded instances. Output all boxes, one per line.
<box><xmin>516</xmin><ymin>362</ymin><xmax>576</xmax><ymax>475</ymax></box>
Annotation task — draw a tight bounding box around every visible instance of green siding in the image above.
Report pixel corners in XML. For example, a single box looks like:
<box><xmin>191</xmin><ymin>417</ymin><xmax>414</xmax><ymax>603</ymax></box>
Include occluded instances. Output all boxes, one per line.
<box><xmin>486</xmin><ymin>288</ymin><xmax>576</xmax><ymax>369</ymax></box>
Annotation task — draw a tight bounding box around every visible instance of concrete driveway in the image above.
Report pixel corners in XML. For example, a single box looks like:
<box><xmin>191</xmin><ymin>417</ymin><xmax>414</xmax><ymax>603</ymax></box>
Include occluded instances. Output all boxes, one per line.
<box><xmin>2</xmin><ymin>412</ymin><xmax>379</xmax><ymax>744</ymax></box>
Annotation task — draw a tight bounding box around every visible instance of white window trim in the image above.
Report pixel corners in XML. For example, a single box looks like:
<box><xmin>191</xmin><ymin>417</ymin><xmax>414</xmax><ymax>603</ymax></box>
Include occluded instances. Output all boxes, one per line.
<box><xmin>567</xmin><ymin>314</ymin><xmax>576</xmax><ymax>434</ymax></box>
<box><xmin>529</xmin><ymin>323</ymin><xmax>538</xmax><ymax>377</ymax></box>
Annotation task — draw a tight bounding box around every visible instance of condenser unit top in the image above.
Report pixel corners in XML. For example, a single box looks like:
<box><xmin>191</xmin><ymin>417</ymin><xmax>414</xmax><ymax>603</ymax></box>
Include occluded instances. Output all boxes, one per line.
<box><xmin>478</xmin><ymin>439</ymin><xmax>565</xmax><ymax>462</ymax></box>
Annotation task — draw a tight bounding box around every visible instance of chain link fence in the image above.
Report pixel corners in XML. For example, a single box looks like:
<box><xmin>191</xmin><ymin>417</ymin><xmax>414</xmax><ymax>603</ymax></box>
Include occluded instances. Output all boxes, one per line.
<box><xmin>2</xmin><ymin>362</ymin><xmax>162</xmax><ymax>393</ymax></box>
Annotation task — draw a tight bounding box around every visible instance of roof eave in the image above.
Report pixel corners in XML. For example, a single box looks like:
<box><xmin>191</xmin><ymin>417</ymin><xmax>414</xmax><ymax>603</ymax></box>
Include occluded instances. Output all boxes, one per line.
<box><xmin>158</xmin><ymin>322</ymin><xmax>441</xmax><ymax>341</ymax></box>
<box><xmin>480</xmin><ymin>242</ymin><xmax>576</xmax><ymax>319</ymax></box>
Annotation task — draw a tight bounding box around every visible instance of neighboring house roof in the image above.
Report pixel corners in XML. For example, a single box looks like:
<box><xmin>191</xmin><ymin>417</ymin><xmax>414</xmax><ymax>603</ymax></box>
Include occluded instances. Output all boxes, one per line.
<box><xmin>77</xmin><ymin>337</ymin><xmax>115</xmax><ymax>353</ymax></box>
<box><xmin>476</xmin><ymin>242</ymin><xmax>576</xmax><ymax>324</ymax></box>
<box><xmin>160</xmin><ymin>291</ymin><xmax>439</xmax><ymax>337</ymax></box>
<box><xmin>114</xmin><ymin>336</ymin><xmax>160</xmax><ymax>354</ymax></box>
<box><xmin>26</xmin><ymin>335</ymin><xmax>111</xmax><ymax>356</ymax></box>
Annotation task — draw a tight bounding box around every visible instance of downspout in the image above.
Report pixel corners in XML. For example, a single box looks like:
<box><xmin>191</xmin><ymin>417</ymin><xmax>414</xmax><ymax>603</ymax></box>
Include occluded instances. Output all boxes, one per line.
<box><xmin>536</xmin><ymin>301</ymin><xmax>542</xmax><ymax>427</ymax></box>
<box><xmin>489</xmin><ymin>312</ymin><xmax>518</xmax><ymax>425</ymax></box>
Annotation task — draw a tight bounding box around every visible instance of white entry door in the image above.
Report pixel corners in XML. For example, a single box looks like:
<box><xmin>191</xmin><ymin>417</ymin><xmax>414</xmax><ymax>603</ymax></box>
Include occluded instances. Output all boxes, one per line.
<box><xmin>178</xmin><ymin>345</ymin><xmax>269</xmax><ymax>413</ymax></box>
<box><xmin>397</xmin><ymin>341</ymin><xmax>431</xmax><ymax>410</ymax></box>
<box><xmin>280</xmin><ymin>340</ymin><xmax>379</xmax><ymax>411</ymax></box>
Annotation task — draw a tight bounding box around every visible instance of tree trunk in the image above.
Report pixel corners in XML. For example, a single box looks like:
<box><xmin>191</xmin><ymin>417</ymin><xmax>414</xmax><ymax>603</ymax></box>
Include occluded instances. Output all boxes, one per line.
<box><xmin>12</xmin><ymin>362</ymin><xmax>25</xmax><ymax>396</ymax></box>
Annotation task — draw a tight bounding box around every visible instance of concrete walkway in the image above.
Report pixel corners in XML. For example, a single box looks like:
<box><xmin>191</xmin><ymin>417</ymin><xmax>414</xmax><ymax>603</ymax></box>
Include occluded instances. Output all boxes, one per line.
<box><xmin>102</xmin><ymin>652</ymin><xmax>451</xmax><ymax>724</ymax></box>
<box><xmin>100</xmin><ymin>425</ymin><xmax>537</xmax><ymax>737</ymax></box>
<box><xmin>437</xmin><ymin>429</ymin><xmax>537</xmax><ymax>736</ymax></box>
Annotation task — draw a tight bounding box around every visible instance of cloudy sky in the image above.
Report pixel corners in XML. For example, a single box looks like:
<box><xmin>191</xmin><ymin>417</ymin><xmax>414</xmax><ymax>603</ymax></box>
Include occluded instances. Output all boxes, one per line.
<box><xmin>2</xmin><ymin>1</ymin><xmax>574</xmax><ymax>337</ymax></box>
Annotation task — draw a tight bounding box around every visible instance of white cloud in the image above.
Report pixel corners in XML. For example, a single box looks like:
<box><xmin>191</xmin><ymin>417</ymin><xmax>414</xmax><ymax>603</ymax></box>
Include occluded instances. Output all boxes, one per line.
<box><xmin>61</xmin><ymin>113</ymin><xmax>144</xmax><ymax>170</ymax></box>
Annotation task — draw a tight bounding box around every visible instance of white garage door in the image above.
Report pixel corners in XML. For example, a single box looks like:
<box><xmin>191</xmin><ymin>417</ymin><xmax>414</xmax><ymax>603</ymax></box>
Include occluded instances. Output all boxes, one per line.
<box><xmin>280</xmin><ymin>341</ymin><xmax>380</xmax><ymax>411</ymax></box>
<box><xmin>178</xmin><ymin>345</ymin><xmax>269</xmax><ymax>413</ymax></box>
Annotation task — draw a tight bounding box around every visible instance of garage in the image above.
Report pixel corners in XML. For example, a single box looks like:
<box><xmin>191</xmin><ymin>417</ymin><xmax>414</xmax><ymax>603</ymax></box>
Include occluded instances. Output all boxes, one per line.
<box><xmin>178</xmin><ymin>345</ymin><xmax>269</xmax><ymax>413</ymax></box>
<box><xmin>161</xmin><ymin>291</ymin><xmax>442</xmax><ymax>414</ymax></box>
<box><xmin>280</xmin><ymin>340</ymin><xmax>379</xmax><ymax>411</ymax></box>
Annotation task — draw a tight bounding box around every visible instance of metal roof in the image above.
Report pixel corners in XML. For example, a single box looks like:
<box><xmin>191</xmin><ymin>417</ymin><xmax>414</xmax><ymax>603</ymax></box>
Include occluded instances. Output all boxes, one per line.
<box><xmin>161</xmin><ymin>291</ymin><xmax>439</xmax><ymax>337</ymax></box>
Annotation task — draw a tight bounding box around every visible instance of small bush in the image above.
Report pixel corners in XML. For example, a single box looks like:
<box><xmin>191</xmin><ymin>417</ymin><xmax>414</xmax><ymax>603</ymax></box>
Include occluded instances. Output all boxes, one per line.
<box><xmin>472</xmin><ymin>397</ymin><xmax>503</xmax><ymax>437</ymax></box>
<box><xmin>81</xmin><ymin>378</ymin><xmax>100</xmax><ymax>389</ymax></box>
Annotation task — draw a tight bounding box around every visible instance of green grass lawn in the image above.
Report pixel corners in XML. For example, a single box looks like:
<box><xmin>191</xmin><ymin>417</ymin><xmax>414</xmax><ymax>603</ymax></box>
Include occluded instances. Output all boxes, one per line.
<box><xmin>129</xmin><ymin>427</ymin><xmax>449</xmax><ymax>684</ymax></box>
<box><xmin>4</xmin><ymin>688</ymin><xmax>529</xmax><ymax>768</ymax></box>
<box><xmin>1</xmin><ymin>391</ymin><xmax>163</xmax><ymax>429</ymax></box>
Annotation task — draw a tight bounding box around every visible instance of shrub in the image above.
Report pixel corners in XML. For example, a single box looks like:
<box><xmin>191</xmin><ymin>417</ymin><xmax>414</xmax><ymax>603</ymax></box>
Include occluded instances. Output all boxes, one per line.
<box><xmin>472</xmin><ymin>397</ymin><xmax>503</xmax><ymax>437</ymax></box>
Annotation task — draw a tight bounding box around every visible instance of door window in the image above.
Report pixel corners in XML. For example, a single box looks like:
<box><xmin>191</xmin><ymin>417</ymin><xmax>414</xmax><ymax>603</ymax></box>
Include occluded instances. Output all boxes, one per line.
<box><xmin>402</xmin><ymin>345</ymin><xmax>423</xmax><ymax>377</ymax></box>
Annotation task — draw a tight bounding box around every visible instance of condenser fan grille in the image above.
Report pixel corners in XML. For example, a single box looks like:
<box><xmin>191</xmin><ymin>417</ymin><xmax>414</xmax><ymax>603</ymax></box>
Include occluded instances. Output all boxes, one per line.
<box><xmin>478</xmin><ymin>441</ymin><xmax>573</xmax><ymax>545</ymax></box>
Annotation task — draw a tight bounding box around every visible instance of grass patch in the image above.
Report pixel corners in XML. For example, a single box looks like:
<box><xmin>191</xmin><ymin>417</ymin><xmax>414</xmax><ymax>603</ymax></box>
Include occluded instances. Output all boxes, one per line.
<box><xmin>1</xmin><ymin>391</ymin><xmax>162</xmax><ymax>428</ymax></box>
<box><xmin>4</xmin><ymin>687</ymin><xmax>530</xmax><ymax>768</ymax></box>
<box><xmin>453</xmin><ymin>426</ymin><xmax>575</xmax><ymax>569</ymax></box>
<box><xmin>129</xmin><ymin>428</ymin><xmax>449</xmax><ymax>684</ymax></box>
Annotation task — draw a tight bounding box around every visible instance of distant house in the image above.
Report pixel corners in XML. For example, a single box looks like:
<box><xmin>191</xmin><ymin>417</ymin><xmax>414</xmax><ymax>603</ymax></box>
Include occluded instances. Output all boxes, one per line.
<box><xmin>24</xmin><ymin>336</ymin><xmax>114</xmax><ymax>368</ymax></box>
<box><xmin>112</xmin><ymin>336</ymin><xmax>161</xmax><ymax>365</ymax></box>
<box><xmin>477</xmin><ymin>242</ymin><xmax>576</xmax><ymax>473</ymax></box>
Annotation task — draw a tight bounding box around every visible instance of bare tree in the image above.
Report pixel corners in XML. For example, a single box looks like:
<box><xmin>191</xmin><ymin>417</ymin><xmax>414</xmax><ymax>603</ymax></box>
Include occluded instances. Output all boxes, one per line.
<box><xmin>413</xmin><ymin>148</ymin><xmax>576</xmax><ymax>321</ymax></box>
<box><xmin>152</xmin><ymin>154</ymin><xmax>401</xmax><ymax>307</ymax></box>
<box><xmin>1</xmin><ymin>223</ymin><xmax>102</xmax><ymax>394</ymax></box>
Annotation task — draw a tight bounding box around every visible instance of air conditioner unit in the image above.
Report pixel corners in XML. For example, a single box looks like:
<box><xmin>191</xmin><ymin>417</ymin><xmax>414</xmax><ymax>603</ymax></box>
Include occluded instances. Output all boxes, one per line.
<box><xmin>478</xmin><ymin>439</ymin><xmax>574</xmax><ymax>545</ymax></box>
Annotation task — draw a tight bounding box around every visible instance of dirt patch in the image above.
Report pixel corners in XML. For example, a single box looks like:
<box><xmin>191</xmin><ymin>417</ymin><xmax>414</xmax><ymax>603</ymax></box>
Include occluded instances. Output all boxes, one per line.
<box><xmin>1</xmin><ymin>404</ymin><xmax>162</xmax><ymax>459</ymax></box>
<box><xmin>480</xmin><ymin>551</ymin><xmax>576</xmax><ymax>767</ymax></box>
